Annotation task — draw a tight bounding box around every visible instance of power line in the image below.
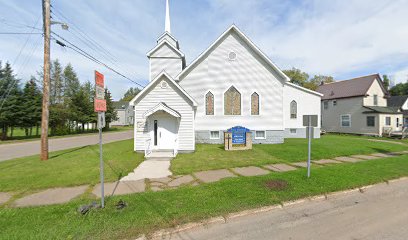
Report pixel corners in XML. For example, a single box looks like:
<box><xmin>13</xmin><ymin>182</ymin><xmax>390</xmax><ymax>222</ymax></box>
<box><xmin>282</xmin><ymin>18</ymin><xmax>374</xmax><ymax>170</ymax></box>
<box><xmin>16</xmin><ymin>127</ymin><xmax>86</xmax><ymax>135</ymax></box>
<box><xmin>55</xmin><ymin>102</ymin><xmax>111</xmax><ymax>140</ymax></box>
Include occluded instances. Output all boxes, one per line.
<box><xmin>51</xmin><ymin>32</ymin><xmax>146</xmax><ymax>88</ymax></box>
<box><xmin>0</xmin><ymin>32</ymin><xmax>42</xmax><ymax>35</ymax></box>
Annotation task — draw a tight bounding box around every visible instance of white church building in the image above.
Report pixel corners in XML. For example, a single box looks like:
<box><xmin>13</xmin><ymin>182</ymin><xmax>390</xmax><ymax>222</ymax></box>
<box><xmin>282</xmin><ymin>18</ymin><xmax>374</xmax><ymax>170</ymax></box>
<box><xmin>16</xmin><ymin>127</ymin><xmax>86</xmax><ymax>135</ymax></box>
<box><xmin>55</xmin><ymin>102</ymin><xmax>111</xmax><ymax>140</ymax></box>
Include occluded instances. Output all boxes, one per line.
<box><xmin>130</xmin><ymin>0</ymin><xmax>322</xmax><ymax>154</ymax></box>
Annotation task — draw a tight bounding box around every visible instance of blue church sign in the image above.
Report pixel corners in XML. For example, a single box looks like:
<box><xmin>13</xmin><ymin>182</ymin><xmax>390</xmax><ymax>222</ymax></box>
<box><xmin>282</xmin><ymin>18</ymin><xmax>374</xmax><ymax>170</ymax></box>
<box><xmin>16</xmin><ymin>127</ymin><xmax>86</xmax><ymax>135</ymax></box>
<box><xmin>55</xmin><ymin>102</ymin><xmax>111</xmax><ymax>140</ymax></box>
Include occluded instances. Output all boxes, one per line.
<box><xmin>228</xmin><ymin>126</ymin><xmax>251</xmax><ymax>144</ymax></box>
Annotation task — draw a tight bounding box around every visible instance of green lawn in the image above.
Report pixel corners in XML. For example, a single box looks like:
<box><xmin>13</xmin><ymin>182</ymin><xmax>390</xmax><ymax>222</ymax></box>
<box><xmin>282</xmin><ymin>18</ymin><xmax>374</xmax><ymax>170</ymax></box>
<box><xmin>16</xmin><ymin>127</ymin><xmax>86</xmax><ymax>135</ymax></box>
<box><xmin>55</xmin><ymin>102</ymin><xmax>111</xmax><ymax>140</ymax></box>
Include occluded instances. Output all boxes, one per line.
<box><xmin>172</xmin><ymin>134</ymin><xmax>408</xmax><ymax>175</ymax></box>
<box><xmin>0</xmin><ymin>140</ymin><xmax>142</xmax><ymax>192</ymax></box>
<box><xmin>2</xmin><ymin>156</ymin><xmax>408</xmax><ymax>239</ymax></box>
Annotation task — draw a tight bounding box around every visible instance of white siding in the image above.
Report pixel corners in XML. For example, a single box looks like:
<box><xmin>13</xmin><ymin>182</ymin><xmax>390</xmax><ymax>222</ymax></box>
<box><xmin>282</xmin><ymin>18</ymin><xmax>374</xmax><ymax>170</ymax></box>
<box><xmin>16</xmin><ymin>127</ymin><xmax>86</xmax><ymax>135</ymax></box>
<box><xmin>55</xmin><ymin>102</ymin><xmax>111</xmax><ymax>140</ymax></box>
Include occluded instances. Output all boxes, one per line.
<box><xmin>179</xmin><ymin>31</ymin><xmax>284</xmax><ymax>131</ymax></box>
<box><xmin>134</xmin><ymin>75</ymin><xmax>195</xmax><ymax>151</ymax></box>
<box><xmin>283</xmin><ymin>84</ymin><xmax>321</xmax><ymax>137</ymax></box>
<box><xmin>364</xmin><ymin>79</ymin><xmax>387</xmax><ymax>106</ymax></box>
<box><xmin>149</xmin><ymin>43</ymin><xmax>183</xmax><ymax>80</ymax></box>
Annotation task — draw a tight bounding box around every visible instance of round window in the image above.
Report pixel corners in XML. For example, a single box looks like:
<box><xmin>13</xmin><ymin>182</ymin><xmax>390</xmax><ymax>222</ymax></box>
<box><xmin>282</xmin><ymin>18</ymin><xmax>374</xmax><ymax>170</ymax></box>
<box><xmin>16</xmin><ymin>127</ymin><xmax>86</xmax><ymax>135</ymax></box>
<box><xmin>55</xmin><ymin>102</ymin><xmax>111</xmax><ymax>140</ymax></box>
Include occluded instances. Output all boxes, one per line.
<box><xmin>228</xmin><ymin>51</ymin><xmax>237</xmax><ymax>61</ymax></box>
<box><xmin>160</xmin><ymin>81</ymin><xmax>168</xmax><ymax>88</ymax></box>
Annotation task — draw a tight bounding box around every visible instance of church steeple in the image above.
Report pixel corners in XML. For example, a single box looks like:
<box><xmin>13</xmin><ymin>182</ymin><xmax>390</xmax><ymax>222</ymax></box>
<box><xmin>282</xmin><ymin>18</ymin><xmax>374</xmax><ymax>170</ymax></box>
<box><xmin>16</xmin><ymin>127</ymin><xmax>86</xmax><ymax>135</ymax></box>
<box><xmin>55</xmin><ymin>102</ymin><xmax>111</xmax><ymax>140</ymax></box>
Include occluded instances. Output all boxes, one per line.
<box><xmin>165</xmin><ymin>0</ymin><xmax>171</xmax><ymax>33</ymax></box>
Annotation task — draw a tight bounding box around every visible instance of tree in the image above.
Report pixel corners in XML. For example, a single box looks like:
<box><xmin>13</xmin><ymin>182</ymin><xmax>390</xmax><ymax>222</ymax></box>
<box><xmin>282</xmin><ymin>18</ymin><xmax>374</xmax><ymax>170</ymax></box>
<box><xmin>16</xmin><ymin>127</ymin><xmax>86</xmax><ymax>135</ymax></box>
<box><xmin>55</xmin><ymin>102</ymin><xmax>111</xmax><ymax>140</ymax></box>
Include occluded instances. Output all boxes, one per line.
<box><xmin>389</xmin><ymin>82</ymin><xmax>408</xmax><ymax>96</ymax></box>
<box><xmin>21</xmin><ymin>77</ymin><xmax>42</xmax><ymax>136</ymax></box>
<box><xmin>305</xmin><ymin>75</ymin><xmax>334</xmax><ymax>90</ymax></box>
<box><xmin>120</xmin><ymin>87</ymin><xmax>140</xmax><ymax>101</ymax></box>
<box><xmin>69</xmin><ymin>81</ymin><xmax>94</xmax><ymax>132</ymax></box>
<box><xmin>0</xmin><ymin>62</ymin><xmax>21</xmax><ymax>140</ymax></box>
<box><xmin>104</xmin><ymin>88</ymin><xmax>117</xmax><ymax>130</ymax></box>
<box><xmin>382</xmin><ymin>74</ymin><xmax>390</xmax><ymax>90</ymax></box>
<box><xmin>283</xmin><ymin>68</ymin><xmax>309</xmax><ymax>87</ymax></box>
<box><xmin>50</xmin><ymin>59</ymin><xmax>64</xmax><ymax>104</ymax></box>
<box><xmin>63</xmin><ymin>63</ymin><xmax>80</xmax><ymax>99</ymax></box>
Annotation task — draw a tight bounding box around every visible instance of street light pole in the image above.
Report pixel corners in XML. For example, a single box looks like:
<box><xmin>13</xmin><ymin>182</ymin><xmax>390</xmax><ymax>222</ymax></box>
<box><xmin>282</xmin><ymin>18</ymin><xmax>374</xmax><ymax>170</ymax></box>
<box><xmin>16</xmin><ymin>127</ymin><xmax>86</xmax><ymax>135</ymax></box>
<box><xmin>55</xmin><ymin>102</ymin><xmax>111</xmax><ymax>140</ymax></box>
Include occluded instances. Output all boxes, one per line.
<box><xmin>40</xmin><ymin>0</ymin><xmax>51</xmax><ymax>160</ymax></box>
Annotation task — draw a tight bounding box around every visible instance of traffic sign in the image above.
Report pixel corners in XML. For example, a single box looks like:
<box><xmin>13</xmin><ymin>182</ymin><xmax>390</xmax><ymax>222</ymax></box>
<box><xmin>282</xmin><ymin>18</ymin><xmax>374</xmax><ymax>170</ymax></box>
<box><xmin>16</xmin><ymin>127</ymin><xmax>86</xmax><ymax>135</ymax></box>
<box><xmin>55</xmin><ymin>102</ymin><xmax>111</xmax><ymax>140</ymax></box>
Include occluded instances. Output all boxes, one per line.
<box><xmin>94</xmin><ymin>98</ymin><xmax>107</xmax><ymax>112</ymax></box>
<box><xmin>95</xmin><ymin>71</ymin><xmax>104</xmax><ymax>87</ymax></box>
<box><xmin>95</xmin><ymin>85</ymin><xmax>105</xmax><ymax>99</ymax></box>
<box><xmin>303</xmin><ymin>115</ymin><xmax>318</xmax><ymax>127</ymax></box>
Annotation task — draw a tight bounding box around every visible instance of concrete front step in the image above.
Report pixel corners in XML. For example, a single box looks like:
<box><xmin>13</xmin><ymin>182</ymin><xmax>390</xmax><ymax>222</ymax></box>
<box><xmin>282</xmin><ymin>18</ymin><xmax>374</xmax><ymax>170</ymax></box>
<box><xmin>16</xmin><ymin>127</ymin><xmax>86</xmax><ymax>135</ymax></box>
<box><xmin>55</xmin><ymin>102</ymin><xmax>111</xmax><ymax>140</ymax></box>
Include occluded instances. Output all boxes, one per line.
<box><xmin>146</xmin><ymin>151</ymin><xmax>175</xmax><ymax>159</ymax></box>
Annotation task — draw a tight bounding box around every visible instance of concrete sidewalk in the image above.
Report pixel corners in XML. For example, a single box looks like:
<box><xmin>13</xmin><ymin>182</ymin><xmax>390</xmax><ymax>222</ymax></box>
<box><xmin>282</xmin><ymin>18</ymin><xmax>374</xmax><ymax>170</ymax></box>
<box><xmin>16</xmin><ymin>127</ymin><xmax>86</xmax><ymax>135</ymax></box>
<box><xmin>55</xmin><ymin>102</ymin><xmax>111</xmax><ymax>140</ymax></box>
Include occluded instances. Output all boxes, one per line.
<box><xmin>0</xmin><ymin>130</ymin><xmax>133</xmax><ymax>162</ymax></box>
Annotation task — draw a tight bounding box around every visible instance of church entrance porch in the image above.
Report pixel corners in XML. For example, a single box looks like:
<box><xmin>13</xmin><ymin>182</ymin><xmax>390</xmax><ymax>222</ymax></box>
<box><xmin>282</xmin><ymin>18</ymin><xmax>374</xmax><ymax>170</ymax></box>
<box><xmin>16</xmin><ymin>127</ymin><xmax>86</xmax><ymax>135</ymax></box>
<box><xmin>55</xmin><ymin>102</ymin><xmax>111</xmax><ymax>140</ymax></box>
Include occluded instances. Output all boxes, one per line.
<box><xmin>144</xmin><ymin>103</ymin><xmax>180</xmax><ymax>157</ymax></box>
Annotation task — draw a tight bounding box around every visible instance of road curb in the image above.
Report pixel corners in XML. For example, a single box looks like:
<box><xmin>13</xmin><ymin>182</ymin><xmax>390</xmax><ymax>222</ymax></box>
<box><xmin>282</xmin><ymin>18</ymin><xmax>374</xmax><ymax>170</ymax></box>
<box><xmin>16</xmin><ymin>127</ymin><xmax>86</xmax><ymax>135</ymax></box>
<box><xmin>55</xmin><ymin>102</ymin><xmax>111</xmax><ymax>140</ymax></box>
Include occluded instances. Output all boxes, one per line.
<box><xmin>141</xmin><ymin>176</ymin><xmax>408</xmax><ymax>240</ymax></box>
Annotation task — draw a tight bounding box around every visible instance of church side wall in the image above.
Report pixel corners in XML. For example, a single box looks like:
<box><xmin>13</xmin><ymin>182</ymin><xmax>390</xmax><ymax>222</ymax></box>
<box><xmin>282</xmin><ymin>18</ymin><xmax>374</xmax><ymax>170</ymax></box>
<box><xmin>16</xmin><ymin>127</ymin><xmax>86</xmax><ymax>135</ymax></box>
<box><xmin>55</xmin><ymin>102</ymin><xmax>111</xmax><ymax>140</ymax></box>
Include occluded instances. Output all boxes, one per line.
<box><xmin>179</xmin><ymin>32</ymin><xmax>285</xmax><ymax>144</ymax></box>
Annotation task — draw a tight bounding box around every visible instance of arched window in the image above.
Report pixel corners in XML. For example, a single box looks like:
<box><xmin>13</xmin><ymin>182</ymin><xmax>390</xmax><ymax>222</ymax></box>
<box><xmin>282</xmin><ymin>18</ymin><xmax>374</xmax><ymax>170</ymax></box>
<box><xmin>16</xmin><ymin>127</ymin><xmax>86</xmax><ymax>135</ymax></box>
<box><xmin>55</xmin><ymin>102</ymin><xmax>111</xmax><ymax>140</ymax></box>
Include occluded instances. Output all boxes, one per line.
<box><xmin>224</xmin><ymin>86</ymin><xmax>241</xmax><ymax>115</ymax></box>
<box><xmin>290</xmin><ymin>100</ymin><xmax>297</xmax><ymax>119</ymax></box>
<box><xmin>205</xmin><ymin>91</ymin><xmax>214</xmax><ymax>115</ymax></box>
<box><xmin>251</xmin><ymin>92</ymin><xmax>259</xmax><ymax>115</ymax></box>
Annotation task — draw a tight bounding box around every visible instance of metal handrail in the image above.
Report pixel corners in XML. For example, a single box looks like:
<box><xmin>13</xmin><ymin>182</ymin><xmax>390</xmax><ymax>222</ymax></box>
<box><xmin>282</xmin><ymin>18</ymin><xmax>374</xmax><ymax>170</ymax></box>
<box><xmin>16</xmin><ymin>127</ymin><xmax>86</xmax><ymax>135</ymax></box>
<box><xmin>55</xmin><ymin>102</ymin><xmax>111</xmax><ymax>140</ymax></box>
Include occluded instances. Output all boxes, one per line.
<box><xmin>145</xmin><ymin>139</ymin><xmax>152</xmax><ymax>157</ymax></box>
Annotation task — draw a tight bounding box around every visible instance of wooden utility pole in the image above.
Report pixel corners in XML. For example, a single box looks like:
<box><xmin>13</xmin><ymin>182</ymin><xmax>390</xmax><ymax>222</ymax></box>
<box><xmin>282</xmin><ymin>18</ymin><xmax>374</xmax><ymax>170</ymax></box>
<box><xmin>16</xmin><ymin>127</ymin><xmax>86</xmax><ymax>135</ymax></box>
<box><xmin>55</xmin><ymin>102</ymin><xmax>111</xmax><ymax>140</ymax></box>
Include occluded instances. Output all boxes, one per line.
<box><xmin>40</xmin><ymin>0</ymin><xmax>51</xmax><ymax>160</ymax></box>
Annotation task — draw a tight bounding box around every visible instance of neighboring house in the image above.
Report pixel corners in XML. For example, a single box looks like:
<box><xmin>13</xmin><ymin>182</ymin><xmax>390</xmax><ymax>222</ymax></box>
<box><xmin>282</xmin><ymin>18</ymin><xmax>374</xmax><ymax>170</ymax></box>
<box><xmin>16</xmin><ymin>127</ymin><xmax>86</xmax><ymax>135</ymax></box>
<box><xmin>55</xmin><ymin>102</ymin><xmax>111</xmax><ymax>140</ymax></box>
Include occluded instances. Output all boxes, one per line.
<box><xmin>130</xmin><ymin>1</ymin><xmax>322</xmax><ymax>154</ymax></box>
<box><xmin>317</xmin><ymin>74</ymin><xmax>404</xmax><ymax>136</ymax></box>
<box><xmin>110</xmin><ymin>101</ymin><xmax>134</xmax><ymax>126</ymax></box>
<box><xmin>387</xmin><ymin>95</ymin><xmax>408</xmax><ymax>126</ymax></box>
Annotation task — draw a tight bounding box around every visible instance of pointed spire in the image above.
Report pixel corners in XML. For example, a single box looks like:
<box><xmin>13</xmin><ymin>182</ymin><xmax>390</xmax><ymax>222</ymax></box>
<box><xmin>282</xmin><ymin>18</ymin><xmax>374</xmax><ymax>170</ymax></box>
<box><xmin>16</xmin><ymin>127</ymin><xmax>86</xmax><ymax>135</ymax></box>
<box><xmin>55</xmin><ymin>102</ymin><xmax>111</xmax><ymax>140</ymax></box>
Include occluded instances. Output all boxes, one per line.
<box><xmin>165</xmin><ymin>0</ymin><xmax>171</xmax><ymax>33</ymax></box>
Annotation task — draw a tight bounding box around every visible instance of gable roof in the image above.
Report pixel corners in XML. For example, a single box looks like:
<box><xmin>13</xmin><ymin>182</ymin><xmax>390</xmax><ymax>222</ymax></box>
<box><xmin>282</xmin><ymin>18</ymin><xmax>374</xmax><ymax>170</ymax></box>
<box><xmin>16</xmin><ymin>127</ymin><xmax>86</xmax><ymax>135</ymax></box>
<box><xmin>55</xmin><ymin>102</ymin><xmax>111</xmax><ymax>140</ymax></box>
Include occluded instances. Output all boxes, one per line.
<box><xmin>175</xmin><ymin>24</ymin><xmax>290</xmax><ymax>82</ymax></box>
<box><xmin>146</xmin><ymin>39</ymin><xmax>185</xmax><ymax>58</ymax></box>
<box><xmin>129</xmin><ymin>71</ymin><xmax>197</xmax><ymax>107</ymax></box>
<box><xmin>285</xmin><ymin>82</ymin><xmax>323</xmax><ymax>97</ymax></box>
<box><xmin>363</xmin><ymin>106</ymin><xmax>401</xmax><ymax>114</ymax></box>
<box><xmin>387</xmin><ymin>95</ymin><xmax>408</xmax><ymax>108</ymax></box>
<box><xmin>143</xmin><ymin>102</ymin><xmax>181</xmax><ymax>118</ymax></box>
<box><xmin>316</xmin><ymin>74</ymin><xmax>385</xmax><ymax>100</ymax></box>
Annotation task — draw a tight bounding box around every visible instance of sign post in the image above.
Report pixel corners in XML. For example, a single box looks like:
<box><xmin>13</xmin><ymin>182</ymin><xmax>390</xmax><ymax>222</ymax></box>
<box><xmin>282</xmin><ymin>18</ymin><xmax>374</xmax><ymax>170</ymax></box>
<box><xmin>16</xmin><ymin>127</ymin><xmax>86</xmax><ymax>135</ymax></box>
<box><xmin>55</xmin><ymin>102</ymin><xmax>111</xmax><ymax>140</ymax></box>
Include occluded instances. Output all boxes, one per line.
<box><xmin>303</xmin><ymin>115</ymin><xmax>318</xmax><ymax>178</ymax></box>
<box><xmin>94</xmin><ymin>71</ymin><xmax>106</xmax><ymax>208</ymax></box>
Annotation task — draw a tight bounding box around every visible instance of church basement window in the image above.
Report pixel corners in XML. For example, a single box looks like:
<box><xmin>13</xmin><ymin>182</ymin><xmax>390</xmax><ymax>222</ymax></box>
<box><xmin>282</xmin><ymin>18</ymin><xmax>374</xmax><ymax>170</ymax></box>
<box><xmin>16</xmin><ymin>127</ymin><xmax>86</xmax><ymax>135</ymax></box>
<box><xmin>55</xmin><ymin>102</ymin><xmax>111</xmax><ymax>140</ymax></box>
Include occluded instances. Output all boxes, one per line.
<box><xmin>224</xmin><ymin>86</ymin><xmax>241</xmax><ymax>115</ymax></box>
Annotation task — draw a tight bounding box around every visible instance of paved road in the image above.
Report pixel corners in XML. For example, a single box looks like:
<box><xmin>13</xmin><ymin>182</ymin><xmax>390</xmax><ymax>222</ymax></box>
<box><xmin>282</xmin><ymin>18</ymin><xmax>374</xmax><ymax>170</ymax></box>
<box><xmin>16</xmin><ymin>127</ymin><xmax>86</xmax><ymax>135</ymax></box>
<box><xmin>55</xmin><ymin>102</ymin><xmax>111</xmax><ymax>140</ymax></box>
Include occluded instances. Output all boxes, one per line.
<box><xmin>0</xmin><ymin>130</ymin><xmax>133</xmax><ymax>162</ymax></box>
<box><xmin>168</xmin><ymin>178</ymin><xmax>408</xmax><ymax>240</ymax></box>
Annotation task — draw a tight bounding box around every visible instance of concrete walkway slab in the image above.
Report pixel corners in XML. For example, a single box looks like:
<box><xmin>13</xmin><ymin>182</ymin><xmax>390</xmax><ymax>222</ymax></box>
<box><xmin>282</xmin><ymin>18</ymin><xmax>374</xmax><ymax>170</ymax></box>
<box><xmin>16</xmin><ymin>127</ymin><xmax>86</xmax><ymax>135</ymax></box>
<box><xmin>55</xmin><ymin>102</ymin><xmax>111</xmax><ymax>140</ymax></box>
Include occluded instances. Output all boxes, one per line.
<box><xmin>351</xmin><ymin>155</ymin><xmax>379</xmax><ymax>160</ymax></box>
<box><xmin>93</xmin><ymin>180</ymin><xmax>145</xmax><ymax>197</ymax></box>
<box><xmin>371</xmin><ymin>153</ymin><xmax>393</xmax><ymax>158</ymax></box>
<box><xmin>334</xmin><ymin>156</ymin><xmax>363</xmax><ymax>163</ymax></box>
<box><xmin>313</xmin><ymin>159</ymin><xmax>342</xmax><ymax>165</ymax></box>
<box><xmin>121</xmin><ymin>158</ymin><xmax>172</xmax><ymax>181</ymax></box>
<box><xmin>168</xmin><ymin>175</ymin><xmax>195</xmax><ymax>187</ymax></box>
<box><xmin>14</xmin><ymin>186</ymin><xmax>88</xmax><ymax>207</ymax></box>
<box><xmin>0</xmin><ymin>192</ymin><xmax>12</xmax><ymax>205</ymax></box>
<box><xmin>232</xmin><ymin>167</ymin><xmax>270</xmax><ymax>177</ymax></box>
<box><xmin>291</xmin><ymin>162</ymin><xmax>308</xmax><ymax>168</ymax></box>
<box><xmin>263</xmin><ymin>164</ymin><xmax>297</xmax><ymax>172</ymax></box>
<box><xmin>194</xmin><ymin>169</ymin><xmax>236</xmax><ymax>183</ymax></box>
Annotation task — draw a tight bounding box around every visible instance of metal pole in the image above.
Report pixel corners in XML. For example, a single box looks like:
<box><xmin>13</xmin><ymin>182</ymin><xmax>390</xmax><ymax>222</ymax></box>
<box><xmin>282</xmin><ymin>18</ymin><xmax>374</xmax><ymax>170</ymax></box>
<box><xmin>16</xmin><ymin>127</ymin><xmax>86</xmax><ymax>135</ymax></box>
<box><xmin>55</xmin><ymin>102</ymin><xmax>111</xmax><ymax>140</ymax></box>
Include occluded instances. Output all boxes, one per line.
<box><xmin>99</xmin><ymin>112</ymin><xmax>104</xmax><ymax>208</ymax></box>
<box><xmin>40</xmin><ymin>0</ymin><xmax>51</xmax><ymax>160</ymax></box>
<box><xmin>307</xmin><ymin>116</ymin><xmax>312</xmax><ymax>178</ymax></box>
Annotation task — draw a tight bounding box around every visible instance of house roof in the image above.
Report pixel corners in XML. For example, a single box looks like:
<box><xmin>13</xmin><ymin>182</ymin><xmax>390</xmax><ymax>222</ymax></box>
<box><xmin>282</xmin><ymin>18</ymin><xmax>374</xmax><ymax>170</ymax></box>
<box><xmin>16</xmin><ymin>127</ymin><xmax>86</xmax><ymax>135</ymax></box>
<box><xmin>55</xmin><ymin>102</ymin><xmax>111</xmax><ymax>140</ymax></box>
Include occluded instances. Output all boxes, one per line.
<box><xmin>112</xmin><ymin>101</ymin><xmax>129</xmax><ymax>109</ymax></box>
<box><xmin>176</xmin><ymin>25</ymin><xmax>290</xmax><ymax>82</ymax></box>
<box><xmin>387</xmin><ymin>95</ymin><xmax>408</xmax><ymax>108</ymax></box>
<box><xmin>285</xmin><ymin>82</ymin><xmax>323</xmax><ymax>97</ymax></box>
<box><xmin>316</xmin><ymin>74</ymin><xmax>385</xmax><ymax>100</ymax></box>
<box><xmin>129</xmin><ymin>71</ymin><xmax>198</xmax><ymax>107</ymax></box>
<box><xmin>362</xmin><ymin>106</ymin><xmax>401</xmax><ymax>114</ymax></box>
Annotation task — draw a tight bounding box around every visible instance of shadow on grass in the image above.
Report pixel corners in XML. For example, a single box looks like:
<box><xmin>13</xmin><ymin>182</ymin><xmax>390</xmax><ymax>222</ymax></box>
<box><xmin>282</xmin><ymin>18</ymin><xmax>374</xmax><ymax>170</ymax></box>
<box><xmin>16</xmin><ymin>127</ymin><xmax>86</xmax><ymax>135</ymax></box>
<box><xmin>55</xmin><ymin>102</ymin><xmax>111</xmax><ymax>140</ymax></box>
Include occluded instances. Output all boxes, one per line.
<box><xmin>49</xmin><ymin>146</ymin><xmax>89</xmax><ymax>159</ymax></box>
<box><xmin>370</xmin><ymin>147</ymin><xmax>393</xmax><ymax>154</ymax></box>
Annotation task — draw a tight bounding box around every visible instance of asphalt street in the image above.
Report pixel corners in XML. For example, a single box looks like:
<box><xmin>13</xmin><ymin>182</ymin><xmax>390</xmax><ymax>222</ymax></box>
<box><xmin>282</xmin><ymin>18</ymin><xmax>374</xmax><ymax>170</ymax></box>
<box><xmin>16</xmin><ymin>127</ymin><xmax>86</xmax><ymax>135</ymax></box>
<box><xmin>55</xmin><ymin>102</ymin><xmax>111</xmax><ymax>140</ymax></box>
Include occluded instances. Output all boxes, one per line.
<box><xmin>166</xmin><ymin>178</ymin><xmax>408</xmax><ymax>240</ymax></box>
<box><xmin>0</xmin><ymin>130</ymin><xmax>133</xmax><ymax>161</ymax></box>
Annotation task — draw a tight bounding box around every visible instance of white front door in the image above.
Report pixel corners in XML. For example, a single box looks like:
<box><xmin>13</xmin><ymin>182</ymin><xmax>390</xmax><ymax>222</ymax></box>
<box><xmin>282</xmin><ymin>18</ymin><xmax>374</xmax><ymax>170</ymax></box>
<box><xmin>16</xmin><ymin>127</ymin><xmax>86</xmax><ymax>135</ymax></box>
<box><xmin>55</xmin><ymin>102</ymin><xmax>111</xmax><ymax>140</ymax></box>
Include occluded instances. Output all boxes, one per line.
<box><xmin>151</xmin><ymin>113</ymin><xmax>177</xmax><ymax>150</ymax></box>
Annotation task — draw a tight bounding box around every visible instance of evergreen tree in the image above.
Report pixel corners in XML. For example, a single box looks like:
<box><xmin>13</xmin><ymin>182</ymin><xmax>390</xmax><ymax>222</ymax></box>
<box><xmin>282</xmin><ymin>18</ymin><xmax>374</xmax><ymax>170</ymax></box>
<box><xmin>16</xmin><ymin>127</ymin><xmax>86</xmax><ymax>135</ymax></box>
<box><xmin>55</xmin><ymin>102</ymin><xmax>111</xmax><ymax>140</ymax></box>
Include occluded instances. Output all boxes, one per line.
<box><xmin>21</xmin><ymin>77</ymin><xmax>42</xmax><ymax>136</ymax></box>
<box><xmin>70</xmin><ymin>81</ymin><xmax>94</xmax><ymax>132</ymax></box>
<box><xmin>0</xmin><ymin>62</ymin><xmax>21</xmax><ymax>140</ymax></box>
<box><xmin>63</xmin><ymin>63</ymin><xmax>80</xmax><ymax>99</ymax></box>
<box><xmin>104</xmin><ymin>88</ymin><xmax>117</xmax><ymax>130</ymax></box>
<box><xmin>120</xmin><ymin>87</ymin><xmax>140</xmax><ymax>101</ymax></box>
<box><xmin>50</xmin><ymin>59</ymin><xmax>64</xmax><ymax>104</ymax></box>
<box><xmin>382</xmin><ymin>74</ymin><xmax>390</xmax><ymax>90</ymax></box>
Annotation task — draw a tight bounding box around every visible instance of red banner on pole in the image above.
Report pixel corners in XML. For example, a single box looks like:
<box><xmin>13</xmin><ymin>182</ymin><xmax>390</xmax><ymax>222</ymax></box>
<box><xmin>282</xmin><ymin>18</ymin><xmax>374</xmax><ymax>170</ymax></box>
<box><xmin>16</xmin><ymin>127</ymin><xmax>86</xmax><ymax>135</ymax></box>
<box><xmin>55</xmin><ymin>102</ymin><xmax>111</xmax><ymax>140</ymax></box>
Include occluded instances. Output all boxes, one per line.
<box><xmin>95</xmin><ymin>71</ymin><xmax>104</xmax><ymax>87</ymax></box>
<box><xmin>94</xmin><ymin>98</ymin><xmax>107</xmax><ymax>112</ymax></box>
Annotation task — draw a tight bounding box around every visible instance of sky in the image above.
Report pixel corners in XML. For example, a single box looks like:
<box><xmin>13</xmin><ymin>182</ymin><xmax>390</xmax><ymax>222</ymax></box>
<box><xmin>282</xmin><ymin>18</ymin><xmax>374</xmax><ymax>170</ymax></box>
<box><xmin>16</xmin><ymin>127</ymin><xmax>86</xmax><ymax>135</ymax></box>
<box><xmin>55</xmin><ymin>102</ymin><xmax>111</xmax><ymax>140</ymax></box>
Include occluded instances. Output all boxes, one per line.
<box><xmin>1</xmin><ymin>0</ymin><xmax>408</xmax><ymax>100</ymax></box>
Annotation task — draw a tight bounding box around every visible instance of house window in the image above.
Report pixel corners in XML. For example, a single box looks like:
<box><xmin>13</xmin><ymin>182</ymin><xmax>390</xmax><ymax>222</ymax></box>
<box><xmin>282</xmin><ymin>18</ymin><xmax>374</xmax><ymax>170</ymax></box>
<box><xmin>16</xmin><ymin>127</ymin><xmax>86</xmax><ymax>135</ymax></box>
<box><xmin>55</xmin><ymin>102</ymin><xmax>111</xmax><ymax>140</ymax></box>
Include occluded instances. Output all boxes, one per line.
<box><xmin>205</xmin><ymin>91</ymin><xmax>214</xmax><ymax>115</ymax></box>
<box><xmin>385</xmin><ymin>117</ymin><xmax>391</xmax><ymax>126</ymax></box>
<box><xmin>290</xmin><ymin>129</ymin><xmax>297</xmax><ymax>134</ymax></box>
<box><xmin>255</xmin><ymin>131</ymin><xmax>266</xmax><ymax>139</ymax></box>
<box><xmin>224</xmin><ymin>86</ymin><xmax>241</xmax><ymax>115</ymax></box>
<box><xmin>341</xmin><ymin>114</ymin><xmax>351</xmax><ymax>127</ymax></box>
<box><xmin>210</xmin><ymin>131</ymin><xmax>220</xmax><ymax>139</ymax></box>
<box><xmin>367</xmin><ymin>116</ymin><xmax>375</xmax><ymax>127</ymax></box>
<box><xmin>373</xmin><ymin>95</ymin><xmax>378</xmax><ymax>106</ymax></box>
<box><xmin>333</xmin><ymin>100</ymin><xmax>337</xmax><ymax>106</ymax></box>
<box><xmin>397</xmin><ymin>118</ymin><xmax>400</xmax><ymax>127</ymax></box>
<box><xmin>324</xmin><ymin>101</ymin><xmax>329</xmax><ymax>110</ymax></box>
<box><xmin>251</xmin><ymin>92</ymin><xmax>259</xmax><ymax>115</ymax></box>
<box><xmin>290</xmin><ymin>100</ymin><xmax>297</xmax><ymax>119</ymax></box>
